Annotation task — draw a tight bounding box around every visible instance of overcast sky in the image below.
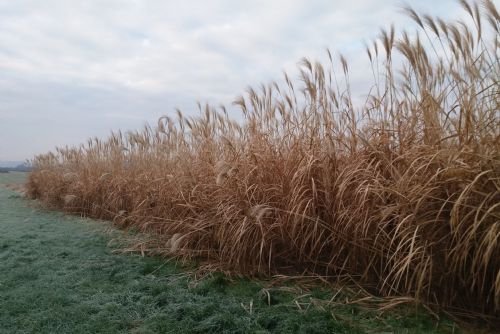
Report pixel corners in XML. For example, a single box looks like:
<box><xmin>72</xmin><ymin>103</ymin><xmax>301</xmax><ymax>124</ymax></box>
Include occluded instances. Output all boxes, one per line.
<box><xmin>0</xmin><ymin>0</ymin><xmax>462</xmax><ymax>161</ymax></box>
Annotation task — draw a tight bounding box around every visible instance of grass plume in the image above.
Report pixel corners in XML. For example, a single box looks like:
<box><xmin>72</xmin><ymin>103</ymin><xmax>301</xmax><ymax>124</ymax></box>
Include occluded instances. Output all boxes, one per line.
<box><xmin>27</xmin><ymin>0</ymin><xmax>500</xmax><ymax>320</ymax></box>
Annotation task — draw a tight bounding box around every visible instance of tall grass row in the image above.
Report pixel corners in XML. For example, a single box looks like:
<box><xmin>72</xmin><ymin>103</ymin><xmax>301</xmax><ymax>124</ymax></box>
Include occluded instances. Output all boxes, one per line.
<box><xmin>27</xmin><ymin>0</ymin><xmax>500</xmax><ymax>318</ymax></box>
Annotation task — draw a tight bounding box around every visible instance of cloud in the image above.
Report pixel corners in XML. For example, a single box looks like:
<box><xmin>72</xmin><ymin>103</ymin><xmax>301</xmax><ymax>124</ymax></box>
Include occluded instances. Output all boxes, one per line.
<box><xmin>0</xmin><ymin>0</ymin><xmax>460</xmax><ymax>160</ymax></box>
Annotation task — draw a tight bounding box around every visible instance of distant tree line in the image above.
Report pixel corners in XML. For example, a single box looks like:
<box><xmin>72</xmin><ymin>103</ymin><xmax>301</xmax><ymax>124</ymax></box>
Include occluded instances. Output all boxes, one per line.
<box><xmin>0</xmin><ymin>163</ymin><xmax>32</xmax><ymax>173</ymax></box>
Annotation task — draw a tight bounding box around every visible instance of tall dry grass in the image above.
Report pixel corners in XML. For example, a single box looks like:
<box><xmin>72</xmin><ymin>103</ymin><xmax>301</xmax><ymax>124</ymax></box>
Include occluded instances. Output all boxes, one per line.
<box><xmin>27</xmin><ymin>0</ymin><xmax>499</xmax><ymax>319</ymax></box>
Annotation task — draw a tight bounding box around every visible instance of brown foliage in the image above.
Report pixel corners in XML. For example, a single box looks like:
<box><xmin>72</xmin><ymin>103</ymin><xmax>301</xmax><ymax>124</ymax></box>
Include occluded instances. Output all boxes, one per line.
<box><xmin>27</xmin><ymin>0</ymin><xmax>500</xmax><ymax>319</ymax></box>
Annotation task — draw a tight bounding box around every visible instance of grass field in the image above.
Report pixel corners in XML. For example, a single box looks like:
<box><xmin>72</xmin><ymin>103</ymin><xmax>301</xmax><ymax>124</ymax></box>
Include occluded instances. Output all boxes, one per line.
<box><xmin>26</xmin><ymin>0</ymin><xmax>500</xmax><ymax>321</ymax></box>
<box><xmin>0</xmin><ymin>172</ymin><xmax>469</xmax><ymax>333</ymax></box>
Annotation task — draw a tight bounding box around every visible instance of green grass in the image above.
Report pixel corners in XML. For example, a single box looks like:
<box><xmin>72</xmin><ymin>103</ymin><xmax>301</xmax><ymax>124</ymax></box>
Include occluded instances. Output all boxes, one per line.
<box><xmin>0</xmin><ymin>171</ymin><xmax>28</xmax><ymax>184</ymax></box>
<box><xmin>0</xmin><ymin>173</ymin><xmax>462</xmax><ymax>333</ymax></box>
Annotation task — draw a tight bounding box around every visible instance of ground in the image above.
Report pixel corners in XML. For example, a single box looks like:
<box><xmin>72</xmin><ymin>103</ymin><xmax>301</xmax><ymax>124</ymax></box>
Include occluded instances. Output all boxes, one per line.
<box><xmin>0</xmin><ymin>172</ymin><xmax>462</xmax><ymax>333</ymax></box>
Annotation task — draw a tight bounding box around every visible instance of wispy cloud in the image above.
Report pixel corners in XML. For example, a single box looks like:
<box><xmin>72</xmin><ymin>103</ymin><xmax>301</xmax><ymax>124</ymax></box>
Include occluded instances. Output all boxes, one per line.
<box><xmin>0</xmin><ymin>0</ymin><xmax>460</xmax><ymax>160</ymax></box>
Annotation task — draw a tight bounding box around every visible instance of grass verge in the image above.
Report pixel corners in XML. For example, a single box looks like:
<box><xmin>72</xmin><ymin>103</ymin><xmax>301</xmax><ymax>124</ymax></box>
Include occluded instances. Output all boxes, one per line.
<box><xmin>0</xmin><ymin>173</ymin><xmax>469</xmax><ymax>333</ymax></box>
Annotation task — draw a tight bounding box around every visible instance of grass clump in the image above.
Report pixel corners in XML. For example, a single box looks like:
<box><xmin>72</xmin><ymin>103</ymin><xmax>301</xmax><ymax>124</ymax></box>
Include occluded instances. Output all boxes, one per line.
<box><xmin>27</xmin><ymin>0</ymin><xmax>499</xmax><ymax>322</ymax></box>
<box><xmin>0</xmin><ymin>180</ymin><xmax>460</xmax><ymax>333</ymax></box>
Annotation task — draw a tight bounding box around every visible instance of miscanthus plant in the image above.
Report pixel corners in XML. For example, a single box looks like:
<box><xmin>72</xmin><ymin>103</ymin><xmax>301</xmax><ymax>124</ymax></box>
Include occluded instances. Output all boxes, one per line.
<box><xmin>28</xmin><ymin>0</ymin><xmax>499</xmax><ymax>320</ymax></box>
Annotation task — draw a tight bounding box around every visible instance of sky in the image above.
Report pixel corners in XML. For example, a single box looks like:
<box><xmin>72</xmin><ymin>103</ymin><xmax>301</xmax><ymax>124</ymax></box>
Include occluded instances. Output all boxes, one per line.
<box><xmin>0</xmin><ymin>0</ymin><xmax>463</xmax><ymax>161</ymax></box>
